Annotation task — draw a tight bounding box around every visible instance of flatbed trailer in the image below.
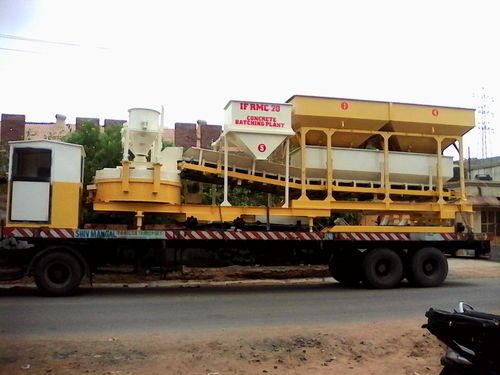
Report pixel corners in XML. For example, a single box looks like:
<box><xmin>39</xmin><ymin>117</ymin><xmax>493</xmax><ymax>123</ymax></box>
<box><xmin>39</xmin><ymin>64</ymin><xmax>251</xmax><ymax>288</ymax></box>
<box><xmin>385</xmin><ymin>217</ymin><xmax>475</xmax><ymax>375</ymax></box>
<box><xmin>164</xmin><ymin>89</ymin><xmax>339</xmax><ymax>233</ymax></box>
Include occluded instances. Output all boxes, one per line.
<box><xmin>0</xmin><ymin>226</ymin><xmax>490</xmax><ymax>295</ymax></box>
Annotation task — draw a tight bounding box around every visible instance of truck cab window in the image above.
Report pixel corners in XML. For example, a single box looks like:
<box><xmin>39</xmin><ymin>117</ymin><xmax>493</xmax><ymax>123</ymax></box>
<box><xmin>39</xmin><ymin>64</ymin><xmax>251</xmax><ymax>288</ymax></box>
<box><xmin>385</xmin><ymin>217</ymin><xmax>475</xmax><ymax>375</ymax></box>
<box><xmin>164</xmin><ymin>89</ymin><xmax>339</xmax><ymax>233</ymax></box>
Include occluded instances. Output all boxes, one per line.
<box><xmin>12</xmin><ymin>148</ymin><xmax>51</xmax><ymax>181</ymax></box>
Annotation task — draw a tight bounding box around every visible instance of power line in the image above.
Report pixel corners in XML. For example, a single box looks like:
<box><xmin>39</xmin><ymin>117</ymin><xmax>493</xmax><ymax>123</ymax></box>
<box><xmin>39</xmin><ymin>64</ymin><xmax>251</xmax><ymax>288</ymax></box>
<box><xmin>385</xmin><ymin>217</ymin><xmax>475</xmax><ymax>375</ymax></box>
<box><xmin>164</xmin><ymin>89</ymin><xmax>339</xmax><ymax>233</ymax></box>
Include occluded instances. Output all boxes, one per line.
<box><xmin>0</xmin><ymin>33</ymin><xmax>81</xmax><ymax>47</ymax></box>
<box><xmin>0</xmin><ymin>33</ymin><xmax>109</xmax><ymax>50</ymax></box>
<box><xmin>0</xmin><ymin>46</ymin><xmax>40</xmax><ymax>54</ymax></box>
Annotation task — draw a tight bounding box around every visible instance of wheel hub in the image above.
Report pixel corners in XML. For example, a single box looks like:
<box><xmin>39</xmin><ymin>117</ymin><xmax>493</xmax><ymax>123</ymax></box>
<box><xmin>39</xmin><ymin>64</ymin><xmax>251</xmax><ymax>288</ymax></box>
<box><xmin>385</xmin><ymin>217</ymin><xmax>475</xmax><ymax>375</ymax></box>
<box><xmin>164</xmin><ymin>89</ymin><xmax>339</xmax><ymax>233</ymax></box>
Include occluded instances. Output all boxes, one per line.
<box><xmin>375</xmin><ymin>260</ymin><xmax>390</xmax><ymax>277</ymax></box>
<box><xmin>423</xmin><ymin>260</ymin><xmax>437</xmax><ymax>276</ymax></box>
<box><xmin>47</xmin><ymin>263</ymin><xmax>70</xmax><ymax>285</ymax></box>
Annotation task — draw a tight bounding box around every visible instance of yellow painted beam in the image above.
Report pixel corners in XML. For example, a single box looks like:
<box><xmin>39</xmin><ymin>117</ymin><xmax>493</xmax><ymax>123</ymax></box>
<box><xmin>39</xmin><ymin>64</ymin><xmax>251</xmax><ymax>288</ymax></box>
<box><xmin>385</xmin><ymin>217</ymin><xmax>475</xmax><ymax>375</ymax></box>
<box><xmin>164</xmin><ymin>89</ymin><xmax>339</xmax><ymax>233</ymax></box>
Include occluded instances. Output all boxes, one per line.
<box><xmin>181</xmin><ymin>162</ymin><xmax>323</xmax><ymax>191</ymax></box>
<box><xmin>291</xmin><ymin>199</ymin><xmax>472</xmax><ymax>214</ymax></box>
<box><xmin>152</xmin><ymin>163</ymin><xmax>161</xmax><ymax>194</ymax></box>
<box><xmin>332</xmin><ymin>185</ymin><xmax>452</xmax><ymax>197</ymax></box>
<box><xmin>93</xmin><ymin>202</ymin><xmax>332</xmax><ymax>222</ymax></box>
<box><xmin>122</xmin><ymin>161</ymin><xmax>130</xmax><ymax>192</ymax></box>
<box><xmin>323</xmin><ymin>225</ymin><xmax>455</xmax><ymax>233</ymax></box>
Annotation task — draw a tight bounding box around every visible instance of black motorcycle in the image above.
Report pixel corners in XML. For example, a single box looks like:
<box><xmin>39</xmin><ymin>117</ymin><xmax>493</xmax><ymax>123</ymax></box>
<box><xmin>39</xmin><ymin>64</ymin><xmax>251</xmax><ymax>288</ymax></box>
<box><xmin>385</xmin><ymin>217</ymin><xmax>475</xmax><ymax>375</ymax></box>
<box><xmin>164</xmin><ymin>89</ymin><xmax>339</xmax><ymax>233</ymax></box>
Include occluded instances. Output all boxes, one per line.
<box><xmin>424</xmin><ymin>302</ymin><xmax>500</xmax><ymax>375</ymax></box>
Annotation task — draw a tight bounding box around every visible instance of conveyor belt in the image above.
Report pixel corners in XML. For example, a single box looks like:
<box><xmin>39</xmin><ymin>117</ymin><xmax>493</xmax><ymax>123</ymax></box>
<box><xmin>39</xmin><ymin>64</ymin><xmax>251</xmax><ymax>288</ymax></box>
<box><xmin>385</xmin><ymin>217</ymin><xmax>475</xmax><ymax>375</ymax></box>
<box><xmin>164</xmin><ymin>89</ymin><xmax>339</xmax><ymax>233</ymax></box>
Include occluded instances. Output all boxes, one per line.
<box><xmin>181</xmin><ymin>147</ymin><xmax>453</xmax><ymax>198</ymax></box>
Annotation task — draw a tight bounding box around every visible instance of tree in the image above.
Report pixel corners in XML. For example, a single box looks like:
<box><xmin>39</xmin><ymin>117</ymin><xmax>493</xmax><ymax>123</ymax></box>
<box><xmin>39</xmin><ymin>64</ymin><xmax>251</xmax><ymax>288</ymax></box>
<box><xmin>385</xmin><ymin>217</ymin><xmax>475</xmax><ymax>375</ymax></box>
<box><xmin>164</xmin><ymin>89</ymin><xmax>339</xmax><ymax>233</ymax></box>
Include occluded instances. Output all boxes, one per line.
<box><xmin>63</xmin><ymin>122</ymin><xmax>122</xmax><ymax>186</ymax></box>
<box><xmin>63</xmin><ymin>122</ymin><xmax>130</xmax><ymax>224</ymax></box>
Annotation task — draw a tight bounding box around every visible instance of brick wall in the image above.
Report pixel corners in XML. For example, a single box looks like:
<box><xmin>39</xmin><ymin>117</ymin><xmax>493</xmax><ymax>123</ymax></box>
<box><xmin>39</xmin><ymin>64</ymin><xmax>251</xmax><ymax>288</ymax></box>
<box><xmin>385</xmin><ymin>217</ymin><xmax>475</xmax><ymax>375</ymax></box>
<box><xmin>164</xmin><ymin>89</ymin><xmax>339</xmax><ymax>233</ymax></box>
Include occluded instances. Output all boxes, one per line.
<box><xmin>1</xmin><ymin>114</ymin><xmax>25</xmax><ymax>147</ymax></box>
<box><xmin>162</xmin><ymin>128</ymin><xmax>175</xmax><ymax>145</ymax></box>
<box><xmin>104</xmin><ymin>119</ymin><xmax>126</xmax><ymax>127</ymax></box>
<box><xmin>200</xmin><ymin>124</ymin><xmax>222</xmax><ymax>149</ymax></box>
<box><xmin>25</xmin><ymin>122</ymin><xmax>74</xmax><ymax>140</ymax></box>
<box><xmin>76</xmin><ymin>117</ymin><xmax>99</xmax><ymax>129</ymax></box>
<box><xmin>174</xmin><ymin>122</ymin><xmax>197</xmax><ymax>148</ymax></box>
<box><xmin>174</xmin><ymin>122</ymin><xmax>222</xmax><ymax>149</ymax></box>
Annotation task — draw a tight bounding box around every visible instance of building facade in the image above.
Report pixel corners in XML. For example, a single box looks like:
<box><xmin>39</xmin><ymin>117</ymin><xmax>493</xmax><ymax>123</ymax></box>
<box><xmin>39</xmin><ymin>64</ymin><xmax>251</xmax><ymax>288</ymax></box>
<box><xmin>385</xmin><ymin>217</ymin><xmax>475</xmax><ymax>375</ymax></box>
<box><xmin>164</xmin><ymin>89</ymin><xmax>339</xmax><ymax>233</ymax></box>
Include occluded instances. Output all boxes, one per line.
<box><xmin>449</xmin><ymin>157</ymin><xmax>500</xmax><ymax>245</ymax></box>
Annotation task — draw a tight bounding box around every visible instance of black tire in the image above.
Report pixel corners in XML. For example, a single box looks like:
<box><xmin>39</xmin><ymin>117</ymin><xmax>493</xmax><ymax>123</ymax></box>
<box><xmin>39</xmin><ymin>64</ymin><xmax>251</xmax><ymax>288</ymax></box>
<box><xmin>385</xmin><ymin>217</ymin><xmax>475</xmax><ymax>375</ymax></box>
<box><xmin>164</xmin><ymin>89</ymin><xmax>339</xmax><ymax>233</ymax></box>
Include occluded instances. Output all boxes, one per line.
<box><xmin>408</xmin><ymin>247</ymin><xmax>448</xmax><ymax>287</ymax></box>
<box><xmin>438</xmin><ymin>365</ymin><xmax>470</xmax><ymax>375</ymax></box>
<box><xmin>362</xmin><ymin>248</ymin><xmax>403</xmax><ymax>289</ymax></box>
<box><xmin>329</xmin><ymin>250</ymin><xmax>362</xmax><ymax>286</ymax></box>
<box><xmin>474</xmin><ymin>248</ymin><xmax>481</xmax><ymax>259</ymax></box>
<box><xmin>34</xmin><ymin>252</ymin><xmax>83</xmax><ymax>296</ymax></box>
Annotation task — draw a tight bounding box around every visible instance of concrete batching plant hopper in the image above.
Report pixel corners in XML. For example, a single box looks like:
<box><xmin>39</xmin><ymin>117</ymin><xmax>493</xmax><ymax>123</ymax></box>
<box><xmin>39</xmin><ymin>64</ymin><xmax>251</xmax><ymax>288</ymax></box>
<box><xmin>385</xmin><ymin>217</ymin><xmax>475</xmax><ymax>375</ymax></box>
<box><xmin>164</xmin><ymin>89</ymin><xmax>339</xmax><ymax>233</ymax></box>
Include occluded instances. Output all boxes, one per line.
<box><xmin>287</xmin><ymin>95</ymin><xmax>475</xmax><ymax>153</ymax></box>
<box><xmin>221</xmin><ymin>100</ymin><xmax>294</xmax><ymax>160</ymax></box>
<box><xmin>388</xmin><ymin>102</ymin><xmax>475</xmax><ymax>153</ymax></box>
<box><xmin>286</xmin><ymin>95</ymin><xmax>475</xmax><ymax>216</ymax></box>
<box><xmin>215</xmin><ymin>100</ymin><xmax>295</xmax><ymax>206</ymax></box>
<box><xmin>289</xmin><ymin>96</ymin><xmax>389</xmax><ymax>149</ymax></box>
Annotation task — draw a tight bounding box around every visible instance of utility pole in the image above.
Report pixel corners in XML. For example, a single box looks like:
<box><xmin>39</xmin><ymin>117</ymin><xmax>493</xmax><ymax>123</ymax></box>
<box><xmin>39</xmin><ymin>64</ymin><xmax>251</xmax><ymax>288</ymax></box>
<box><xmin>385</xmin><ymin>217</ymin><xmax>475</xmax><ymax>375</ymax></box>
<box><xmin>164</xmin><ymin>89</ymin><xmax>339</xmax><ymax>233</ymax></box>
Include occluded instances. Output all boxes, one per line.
<box><xmin>474</xmin><ymin>87</ymin><xmax>495</xmax><ymax>159</ymax></box>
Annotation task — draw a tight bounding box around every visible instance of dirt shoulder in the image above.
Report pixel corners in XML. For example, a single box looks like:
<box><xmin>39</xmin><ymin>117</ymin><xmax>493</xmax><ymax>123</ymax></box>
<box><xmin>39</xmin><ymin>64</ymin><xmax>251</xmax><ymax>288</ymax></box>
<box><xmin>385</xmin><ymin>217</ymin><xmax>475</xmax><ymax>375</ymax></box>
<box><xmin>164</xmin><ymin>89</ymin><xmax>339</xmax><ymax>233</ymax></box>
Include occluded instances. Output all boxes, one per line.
<box><xmin>1</xmin><ymin>320</ymin><xmax>443</xmax><ymax>375</ymax></box>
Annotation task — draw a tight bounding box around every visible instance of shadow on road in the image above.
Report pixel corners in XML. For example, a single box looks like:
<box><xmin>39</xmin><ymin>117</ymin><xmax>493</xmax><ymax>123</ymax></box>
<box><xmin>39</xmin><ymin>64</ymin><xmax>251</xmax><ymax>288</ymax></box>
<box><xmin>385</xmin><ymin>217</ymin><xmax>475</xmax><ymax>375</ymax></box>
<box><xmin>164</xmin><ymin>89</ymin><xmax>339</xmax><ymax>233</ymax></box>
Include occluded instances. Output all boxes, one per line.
<box><xmin>0</xmin><ymin>278</ymin><xmax>483</xmax><ymax>298</ymax></box>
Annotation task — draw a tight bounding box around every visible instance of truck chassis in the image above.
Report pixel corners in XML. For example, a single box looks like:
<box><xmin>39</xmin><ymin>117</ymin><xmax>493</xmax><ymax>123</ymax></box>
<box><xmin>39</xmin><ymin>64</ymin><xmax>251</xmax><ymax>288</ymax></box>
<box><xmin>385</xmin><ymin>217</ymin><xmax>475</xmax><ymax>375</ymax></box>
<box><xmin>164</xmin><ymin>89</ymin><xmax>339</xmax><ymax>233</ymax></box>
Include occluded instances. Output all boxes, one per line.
<box><xmin>0</xmin><ymin>227</ymin><xmax>490</xmax><ymax>296</ymax></box>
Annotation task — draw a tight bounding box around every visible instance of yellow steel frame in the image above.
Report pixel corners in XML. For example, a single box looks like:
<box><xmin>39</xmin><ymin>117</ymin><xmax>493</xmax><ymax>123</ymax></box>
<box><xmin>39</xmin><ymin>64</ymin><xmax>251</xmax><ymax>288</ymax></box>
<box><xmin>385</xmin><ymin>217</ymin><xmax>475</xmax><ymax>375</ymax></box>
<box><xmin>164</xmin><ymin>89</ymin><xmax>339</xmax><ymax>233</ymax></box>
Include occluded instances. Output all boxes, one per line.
<box><xmin>290</xmin><ymin>199</ymin><xmax>465</xmax><ymax>218</ymax></box>
<box><xmin>294</xmin><ymin>126</ymin><xmax>467</xmax><ymax>204</ymax></box>
<box><xmin>92</xmin><ymin>198</ymin><xmax>465</xmax><ymax>232</ymax></box>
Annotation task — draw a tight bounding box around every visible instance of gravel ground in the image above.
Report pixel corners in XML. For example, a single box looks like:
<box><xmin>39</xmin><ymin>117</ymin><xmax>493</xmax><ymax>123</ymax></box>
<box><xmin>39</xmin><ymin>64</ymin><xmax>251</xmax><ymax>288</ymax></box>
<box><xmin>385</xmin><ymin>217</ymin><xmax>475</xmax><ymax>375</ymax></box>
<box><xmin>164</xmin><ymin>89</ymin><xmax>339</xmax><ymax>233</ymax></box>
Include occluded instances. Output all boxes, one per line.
<box><xmin>1</xmin><ymin>258</ymin><xmax>498</xmax><ymax>375</ymax></box>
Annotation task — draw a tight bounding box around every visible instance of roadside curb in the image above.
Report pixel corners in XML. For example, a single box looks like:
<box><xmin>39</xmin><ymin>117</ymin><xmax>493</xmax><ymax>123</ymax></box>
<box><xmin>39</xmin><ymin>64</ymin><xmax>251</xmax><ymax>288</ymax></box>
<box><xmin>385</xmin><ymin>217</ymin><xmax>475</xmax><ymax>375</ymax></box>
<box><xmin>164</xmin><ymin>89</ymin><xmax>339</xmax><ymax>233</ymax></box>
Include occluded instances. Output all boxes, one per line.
<box><xmin>0</xmin><ymin>277</ymin><xmax>333</xmax><ymax>290</ymax></box>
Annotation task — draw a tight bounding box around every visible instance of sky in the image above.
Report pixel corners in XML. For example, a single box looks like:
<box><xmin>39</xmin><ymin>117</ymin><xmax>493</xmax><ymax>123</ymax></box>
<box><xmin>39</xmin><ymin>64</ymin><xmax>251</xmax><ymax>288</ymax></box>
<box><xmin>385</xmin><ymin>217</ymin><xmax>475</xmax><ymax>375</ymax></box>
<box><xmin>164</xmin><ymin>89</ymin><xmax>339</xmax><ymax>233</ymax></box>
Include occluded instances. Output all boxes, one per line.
<box><xmin>0</xmin><ymin>0</ymin><xmax>499</xmax><ymax>158</ymax></box>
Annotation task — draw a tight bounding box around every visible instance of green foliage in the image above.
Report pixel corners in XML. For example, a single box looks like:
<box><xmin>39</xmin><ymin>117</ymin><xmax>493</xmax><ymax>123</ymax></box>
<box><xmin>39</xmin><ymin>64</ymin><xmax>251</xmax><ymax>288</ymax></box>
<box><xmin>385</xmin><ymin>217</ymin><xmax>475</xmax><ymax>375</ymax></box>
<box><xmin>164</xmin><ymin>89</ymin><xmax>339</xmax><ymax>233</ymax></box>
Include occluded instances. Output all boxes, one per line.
<box><xmin>63</xmin><ymin>122</ymin><xmax>123</xmax><ymax>186</ymax></box>
<box><xmin>200</xmin><ymin>184</ymin><xmax>281</xmax><ymax>207</ymax></box>
<box><xmin>0</xmin><ymin>146</ymin><xmax>8</xmax><ymax>177</ymax></box>
<box><xmin>63</xmin><ymin>122</ymin><xmax>125</xmax><ymax>224</ymax></box>
<box><xmin>341</xmin><ymin>211</ymin><xmax>362</xmax><ymax>224</ymax></box>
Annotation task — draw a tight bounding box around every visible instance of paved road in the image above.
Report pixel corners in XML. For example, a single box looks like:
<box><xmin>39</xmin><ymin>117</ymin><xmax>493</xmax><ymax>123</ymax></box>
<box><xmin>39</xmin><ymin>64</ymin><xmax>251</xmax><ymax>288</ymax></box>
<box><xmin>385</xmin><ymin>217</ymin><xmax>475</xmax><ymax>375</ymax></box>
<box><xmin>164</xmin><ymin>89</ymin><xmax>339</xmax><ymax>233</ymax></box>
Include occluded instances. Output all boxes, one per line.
<box><xmin>1</xmin><ymin>278</ymin><xmax>500</xmax><ymax>337</ymax></box>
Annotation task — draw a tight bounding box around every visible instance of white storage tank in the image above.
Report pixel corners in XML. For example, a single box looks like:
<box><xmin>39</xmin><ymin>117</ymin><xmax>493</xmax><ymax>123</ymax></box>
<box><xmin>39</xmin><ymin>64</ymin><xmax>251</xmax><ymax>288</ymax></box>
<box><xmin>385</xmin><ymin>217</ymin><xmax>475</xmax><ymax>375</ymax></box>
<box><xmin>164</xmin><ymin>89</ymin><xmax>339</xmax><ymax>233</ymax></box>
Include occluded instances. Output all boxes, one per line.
<box><xmin>126</xmin><ymin>108</ymin><xmax>160</xmax><ymax>162</ymax></box>
<box><xmin>290</xmin><ymin>146</ymin><xmax>453</xmax><ymax>185</ymax></box>
<box><xmin>222</xmin><ymin>100</ymin><xmax>295</xmax><ymax>160</ymax></box>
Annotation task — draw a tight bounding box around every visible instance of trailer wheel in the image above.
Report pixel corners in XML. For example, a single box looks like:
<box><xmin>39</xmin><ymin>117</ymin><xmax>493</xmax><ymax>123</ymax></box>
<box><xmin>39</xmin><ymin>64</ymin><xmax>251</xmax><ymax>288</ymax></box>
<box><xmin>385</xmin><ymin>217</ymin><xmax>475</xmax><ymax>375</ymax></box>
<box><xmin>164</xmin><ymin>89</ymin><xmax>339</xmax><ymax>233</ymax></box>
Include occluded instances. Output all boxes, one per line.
<box><xmin>362</xmin><ymin>248</ymin><xmax>403</xmax><ymax>289</ymax></box>
<box><xmin>329</xmin><ymin>250</ymin><xmax>362</xmax><ymax>286</ymax></box>
<box><xmin>408</xmin><ymin>247</ymin><xmax>448</xmax><ymax>287</ymax></box>
<box><xmin>34</xmin><ymin>252</ymin><xmax>83</xmax><ymax>296</ymax></box>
